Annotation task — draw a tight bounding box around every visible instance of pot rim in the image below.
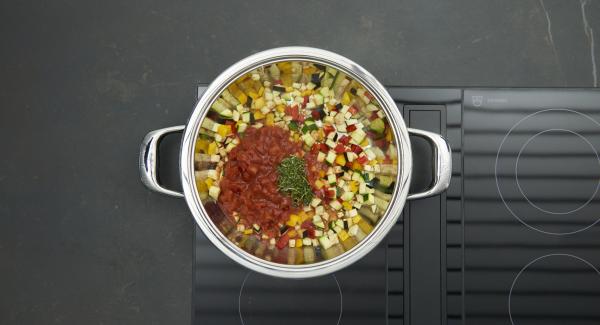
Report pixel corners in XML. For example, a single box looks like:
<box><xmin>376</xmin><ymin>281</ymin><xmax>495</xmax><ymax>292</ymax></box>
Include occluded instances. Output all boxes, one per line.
<box><xmin>180</xmin><ymin>47</ymin><xmax>412</xmax><ymax>278</ymax></box>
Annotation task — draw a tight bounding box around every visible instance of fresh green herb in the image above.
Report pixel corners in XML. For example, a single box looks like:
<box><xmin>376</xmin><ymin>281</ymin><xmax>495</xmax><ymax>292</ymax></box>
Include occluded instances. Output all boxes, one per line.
<box><xmin>277</xmin><ymin>156</ymin><xmax>313</xmax><ymax>206</ymax></box>
<box><xmin>301</xmin><ymin>122</ymin><xmax>318</xmax><ymax>134</ymax></box>
<box><xmin>289</xmin><ymin>121</ymin><xmax>299</xmax><ymax>131</ymax></box>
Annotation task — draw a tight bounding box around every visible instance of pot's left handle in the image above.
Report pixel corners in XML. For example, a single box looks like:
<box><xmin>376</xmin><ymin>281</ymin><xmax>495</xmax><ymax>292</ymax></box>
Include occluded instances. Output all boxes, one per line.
<box><xmin>139</xmin><ymin>125</ymin><xmax>185</xmax><ymax>198</ymax></box>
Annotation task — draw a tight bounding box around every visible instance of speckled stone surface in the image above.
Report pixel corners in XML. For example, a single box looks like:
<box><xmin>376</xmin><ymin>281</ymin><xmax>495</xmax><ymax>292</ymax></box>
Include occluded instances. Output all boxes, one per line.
<box><xmin>0</xmin><ymin>0</ymin><xmax>598</xmax><ymax>324</ymax></box>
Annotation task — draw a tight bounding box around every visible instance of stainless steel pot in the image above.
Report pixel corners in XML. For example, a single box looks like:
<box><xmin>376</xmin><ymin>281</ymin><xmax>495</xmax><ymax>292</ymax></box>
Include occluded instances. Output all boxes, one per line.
<box><xmin>139</xmin><ymin>47</ymin><xmax>451</xmax><ymax>278</ymax></box>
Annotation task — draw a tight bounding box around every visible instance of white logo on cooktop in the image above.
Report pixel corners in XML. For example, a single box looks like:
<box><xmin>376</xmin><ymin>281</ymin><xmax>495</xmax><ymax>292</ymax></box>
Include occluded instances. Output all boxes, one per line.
<box><xmin>472</xmin><ymin>95</ymin><xmax>483</xmax><ymax>107</ymax></box>
<box><xmin>488</xmin><ymin>97</ymin><xmax>508</xmax><ymax>104</ymax></box>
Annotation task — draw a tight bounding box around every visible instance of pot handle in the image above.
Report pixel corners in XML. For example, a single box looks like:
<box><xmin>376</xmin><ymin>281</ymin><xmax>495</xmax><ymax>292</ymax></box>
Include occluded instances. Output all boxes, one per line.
<box><xmin>139</xmin><ymin>125</ymin><xmax>185</xmax><ymax>198</ymax></box>
<box><xmin>406</xmin><ymin>128</ymin><xmax>452</xmax><ymax>200</ymax></box>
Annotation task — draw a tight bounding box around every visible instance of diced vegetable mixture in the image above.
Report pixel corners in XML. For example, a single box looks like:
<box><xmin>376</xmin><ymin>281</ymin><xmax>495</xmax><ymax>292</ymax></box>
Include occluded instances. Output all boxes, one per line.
<box><xmin>194</xmin><ymin>61</ymin><xmax>398</xmax><ymax>264</ymax></box>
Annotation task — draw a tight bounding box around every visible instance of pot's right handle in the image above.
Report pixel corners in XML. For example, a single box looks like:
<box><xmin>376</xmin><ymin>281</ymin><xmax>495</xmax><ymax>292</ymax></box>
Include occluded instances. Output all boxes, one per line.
<box><xmin>406</xmin><ymin>128</ymin><xmax>452</xmax><ymax>200</ymax></box>
<box><xmin>139</xmin><ymin>125</ymin><xmax>185</xmax><ymax>198</ymax></box>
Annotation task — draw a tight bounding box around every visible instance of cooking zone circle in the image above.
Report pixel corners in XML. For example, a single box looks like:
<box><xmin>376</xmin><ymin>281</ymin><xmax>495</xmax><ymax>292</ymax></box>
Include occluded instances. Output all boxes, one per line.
<box><xmin>495</xmin><ymin>109</ymin><xmax>600</xmax><ymax>235</ymax></box>
<box><xmin>508</xmin><ymin>254</ymin><xmax>600</xmax><ymax>325</ymax></box>
<box><xmin>238</xmin><ymin>272</ymin><xmax>342</xmax><ymax>325</ymax></box>
<box><xmin>515</xmin><ymin>129</ymin><xmax>600</xmax><ymax>215</ymax></box>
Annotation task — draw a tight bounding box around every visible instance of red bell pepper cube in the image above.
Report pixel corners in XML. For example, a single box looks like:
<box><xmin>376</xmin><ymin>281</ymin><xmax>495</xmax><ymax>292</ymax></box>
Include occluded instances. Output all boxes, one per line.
<box><xmin>357</xmin><ymin>155</ymin><xmax>369</xmax><ymax>164</ymax></box>
<box><xmin>350</xmin><ymin>144</ymin><xmax>363</xmax><ymax>154</ymax></box>
<box><xmin>334</xmin><ymin>143</ymin><xmax>346</xmax><ymax>153</ymax></box>
<box><xmin>323</xmin><ymin>124</ymin><xmax>335</xmax><ymax>135</ymax></box>
<box><xmin>276</xmin><ymin>233</ymin><xmax>289</xmax><ymax>249</ymax></box>
<box><xmin>338</xmin><ymin>135</ymin><xmax>350</xmax><ymax>145</ymax></box>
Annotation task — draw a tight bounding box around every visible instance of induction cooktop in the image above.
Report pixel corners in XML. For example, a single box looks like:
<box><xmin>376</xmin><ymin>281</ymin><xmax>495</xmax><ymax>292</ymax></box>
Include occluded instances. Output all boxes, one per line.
<box><xmin>190</xmin><ymin>87</ymin><xmax>600</xmax><ymax>325</ymax></box>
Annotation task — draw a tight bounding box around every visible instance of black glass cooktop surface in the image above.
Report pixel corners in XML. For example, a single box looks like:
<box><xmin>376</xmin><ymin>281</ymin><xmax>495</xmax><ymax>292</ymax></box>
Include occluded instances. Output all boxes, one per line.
<box><xmin>191</xmin><ymin>87</ymin><xmax>600</xmax><ymax>325</ymax></box>
<box><xmin>462</xmin><ymin>89</ymin><xmax>600</xmax><ymax>325</ymax></box>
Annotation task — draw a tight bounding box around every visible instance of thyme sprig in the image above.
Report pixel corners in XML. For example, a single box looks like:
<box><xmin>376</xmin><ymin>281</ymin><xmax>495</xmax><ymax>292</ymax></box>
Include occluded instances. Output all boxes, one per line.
<box><xmin>277</xmin><ymin>156</ymin><xmax>313</xmax><ymax>206</ymax></box>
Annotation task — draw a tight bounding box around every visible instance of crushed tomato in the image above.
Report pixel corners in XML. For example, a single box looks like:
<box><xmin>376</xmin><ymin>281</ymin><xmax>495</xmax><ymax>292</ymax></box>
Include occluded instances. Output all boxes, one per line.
<box><xmin>218</xmin><ymin>126</ymin><xmax>303</xmax><ymax>236</ymax></box>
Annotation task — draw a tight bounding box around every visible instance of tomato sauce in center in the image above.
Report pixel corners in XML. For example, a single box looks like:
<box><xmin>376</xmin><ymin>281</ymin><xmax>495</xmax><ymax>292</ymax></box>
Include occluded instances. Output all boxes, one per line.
<box><xmin>218</xmin><ymin>126</ymin><xmax>307</xmax><ymax>236</ymax></box>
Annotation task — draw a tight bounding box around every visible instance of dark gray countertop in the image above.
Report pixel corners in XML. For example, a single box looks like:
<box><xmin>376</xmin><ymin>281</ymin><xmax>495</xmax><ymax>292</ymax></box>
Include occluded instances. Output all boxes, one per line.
<box><xmin>0</xmin><ymin>0</ymin><xmax>598</xmax><ymax>324</ymax></box>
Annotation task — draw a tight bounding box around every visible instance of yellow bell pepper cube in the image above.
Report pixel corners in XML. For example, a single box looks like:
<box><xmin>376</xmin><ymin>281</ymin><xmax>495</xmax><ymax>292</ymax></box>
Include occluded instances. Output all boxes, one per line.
<box><xmin>247</xmin><ymin>90</ymin><xmax>259</xmax><ymax>100</ymax></box>
<box><xmin>236</xmin><ymin>92</ymin><xmax>247</xmax><ymax>105</ymax></box>
<box><xmin>205</xmin><ymin>178</ymin><xmax>214</xmax><ymax>188</ymax></box>
<box><xmin>265</xmin><ymin>113</ymin><xmax>275</xmax><ymax>126</ymax></box>
<box><xmin>335</xmin><ymin>154</ymin><xmax>346</xmax><ymax>166</ymax></box>
<box><xmin>228</xmin><ymin>83</ymin><xmax>240</xmax><ymax>93</ymax></box>
<box><xmin>299</xmin><ymin>211</ymin><xmax>312</xmax><ymax>221</ymax></box>
<box><xmin>304</xmin><ymin>211</ymin><xmax>315</xmax><ymax>221</ymax></box>
<box><xmin>217</xmin><ymin>125</ymin><xmax>231</xmax><ymax>137</ymax></box>
<box><xmin>281</xmin><ymin>74</ymin><xmax>293</xmax><ymax>87</ymax></box>
<box><xmin>358</xmin><ymin>219</ymin><xmax>374</xmax><ymax>233</ymax></box>
<box><xmin>228</xmin><ymin>84</ymin><xmax>247</xmax><ymax>105</ymax></box>
<box><xmin>295</xmin><ymin>247</ymin><xmax>304</xmax><ymax>264</ymax></box>
<box><xmin>352</xmin><ymin>215</ymin><xmax>362</xmax><ymax>224</ymax></box>
<box><xmin>243</xmin><ymin>229</ymin><xmax>253</xmax><ymax>235</ymax></box>
<box><xmin>258</xmin><ymin>87</ymin><xmax>264</xmax><ymax>97</ymax></box>
<box><xmin>342</xmin><ymin>201</ymin><xmax>353</xmax><ymax>211</ymax></box>
<box><xmin>276</xmin><ymin>104</ymin><xmax>286</xmax><ymax>113</ymax></box>
<box><xmin>341</xmin><ymin>92</ymin><xmax>351</xmax><ymax>105</ymax></box>
<box><xmin>341</xmin><ymin>236</ymin><xmax>358</xmax><ymax>251</ymax></box>
<box><xmin>253</xmin><ymin>97</ymin><xmax>265</xmax><ymax>110</ymax></box>
<box><xmin>287</xmin><ymin>230</ymin><xmax>297</xmax><ymax>238</ymax></box>
<box><xmin>291</xmin><ymin>214</ymin><xmax>300</xmax><ymax>223</ymax></box>
<box><xmin>349</xmin><ymin>181</ymin><xmax>358</xmax><ymax>193</ymax></box>
<box><xmin>195</xmin><ymin>138</ymin><xmax>209</xmax><ymax>153</ymax></box>
<box><xmin>360</xmin><ymin>139</ymin><xmax>369</xmax><ymax>147</ymax></box>
<box><xmin>286</xmin><ymin>214</ymin><xmax>300</xmax><ymax>227</ymax></box>
<box><xmin>338</xmin><ymin>230</ymin><xmax>349</xmax><ymax>242</ymax></box>
<box><xmin>207</xmin><ymin>142</ymin><xmax>218</xmax><ymax>155</ymax></box>
<box><xmin>196</xmin><ymin>179</ymin><xmax>208</xmax><ymax>193</ymax></box>
<box><xmin>253</xmin><ymin>111</ymin><xmax>265</xmax><ymax>120</ymax></box>
<box><xmin>277</xmin><ymin>62</ymin><xmax>293</xmax><ymax>73</ymax></box>
<box><xmin>295</xmin><ymin>239</ymin><xmax>303</xmax><ymax>248</ymax></box>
